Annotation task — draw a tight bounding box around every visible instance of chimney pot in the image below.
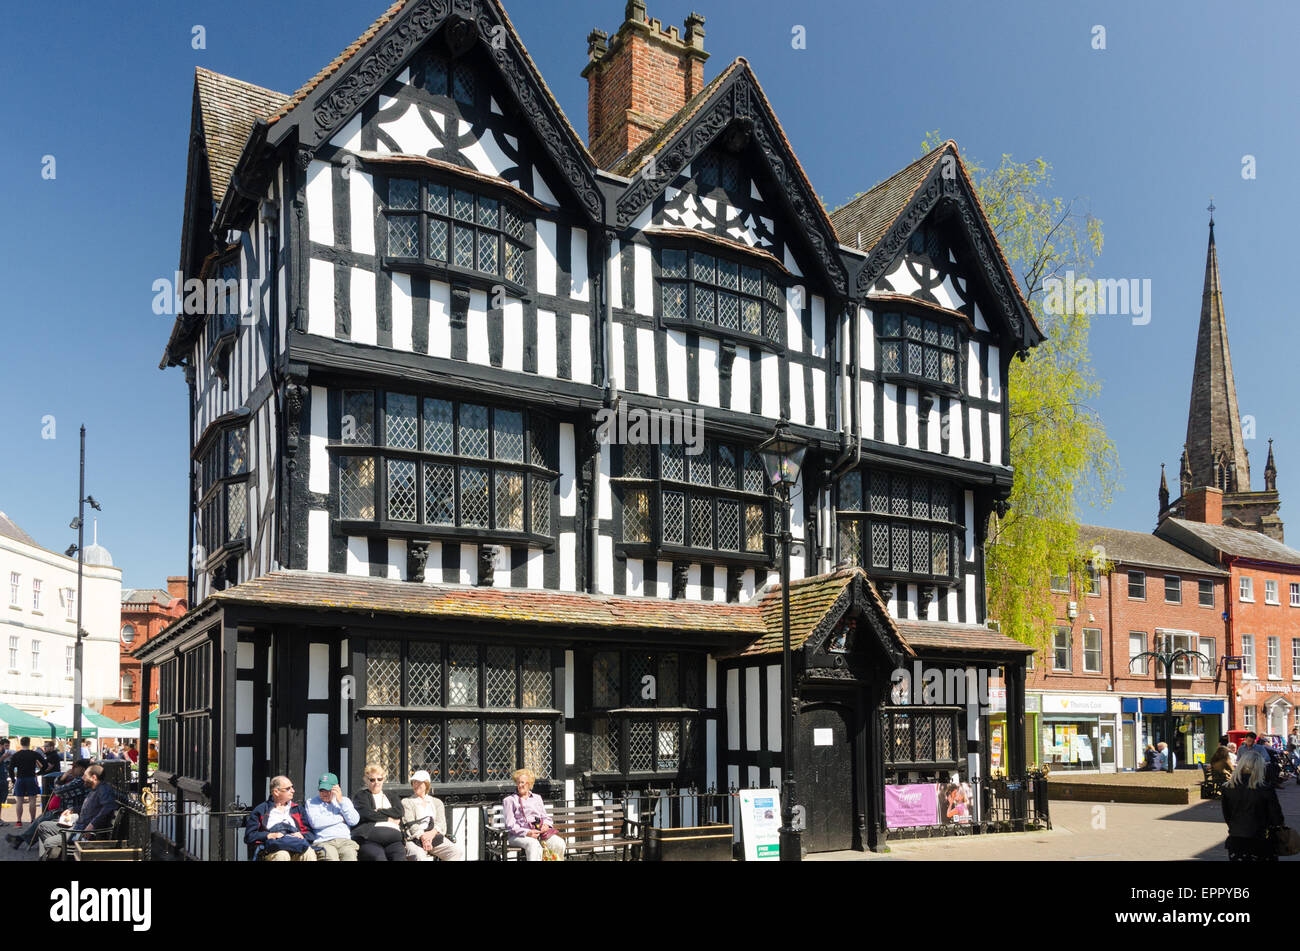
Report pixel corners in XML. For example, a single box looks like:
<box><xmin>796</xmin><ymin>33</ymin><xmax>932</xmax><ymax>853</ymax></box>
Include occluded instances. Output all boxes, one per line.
<box><xmin>1184</xmin><ymin>486</ymin><xmax>1224</xmax><ymax>526</ymax></box>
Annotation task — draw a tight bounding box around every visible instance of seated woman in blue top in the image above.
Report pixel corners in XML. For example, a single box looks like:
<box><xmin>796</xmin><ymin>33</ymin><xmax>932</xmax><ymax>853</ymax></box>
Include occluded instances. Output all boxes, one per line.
<box><xmin>502</xmin><ymin>768</ymin><xmax>565</xmax><ymax>861</ymax></box>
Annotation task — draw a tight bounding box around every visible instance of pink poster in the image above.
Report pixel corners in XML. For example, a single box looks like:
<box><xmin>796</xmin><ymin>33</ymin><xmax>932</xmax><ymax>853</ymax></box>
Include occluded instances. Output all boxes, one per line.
<box><xmin>885</xmin><ymin>783</ymin><xmax>940</xmax><ymax>828</ymax></box>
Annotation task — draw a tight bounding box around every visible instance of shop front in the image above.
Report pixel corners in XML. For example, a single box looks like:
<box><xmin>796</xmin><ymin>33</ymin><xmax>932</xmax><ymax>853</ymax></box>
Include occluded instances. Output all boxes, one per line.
<box><xmin>991</xmin><ymin>687</ymin><xmax>1039</xmax><ymax>775</ymax></box>
<box><xmin>1038</xmin><ymin>694</ymin><xmax>1120</xmax><ymax>773</ymax></box>
<box><xmin>1126</xmin><ymin>697</ymin><xmax>1224</xmax><ymax>766</ymax></box>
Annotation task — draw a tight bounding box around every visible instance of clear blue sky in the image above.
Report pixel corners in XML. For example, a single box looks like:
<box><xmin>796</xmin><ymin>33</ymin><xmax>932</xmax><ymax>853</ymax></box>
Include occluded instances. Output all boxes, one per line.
<box><xmin>1</xmin><ymin>1</ymin><xmax>1296</xmax><ymax>587</ymax></box>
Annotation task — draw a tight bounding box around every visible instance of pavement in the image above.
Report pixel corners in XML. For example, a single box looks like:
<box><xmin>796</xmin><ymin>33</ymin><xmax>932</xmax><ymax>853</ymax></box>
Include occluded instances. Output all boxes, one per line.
<box><xmin>808</xmin><ymin>777</ymin><xmax>1300</xmax><ymax>861</ymax></box>
<box><xmin>0</xmin><ymin>801</ymin><xmax>42</xmax><ymax>862</ymax></box>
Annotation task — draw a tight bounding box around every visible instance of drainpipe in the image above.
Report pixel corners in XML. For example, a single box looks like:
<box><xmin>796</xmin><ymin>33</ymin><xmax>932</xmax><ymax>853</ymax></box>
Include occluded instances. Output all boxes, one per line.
<box><xmin>1224</xmin><ymin>555</ymin><xmax>1236</xmax><ymax>732</ymax></box>
<box><xmin>590</xmin><ymin>229</ymin><xmax>617</xmax><ymax>594</ymax></box>
<box><xmin>826</xmin><ymin>304</ymin><xmax>863</xmax><ymax>570</ymax></box>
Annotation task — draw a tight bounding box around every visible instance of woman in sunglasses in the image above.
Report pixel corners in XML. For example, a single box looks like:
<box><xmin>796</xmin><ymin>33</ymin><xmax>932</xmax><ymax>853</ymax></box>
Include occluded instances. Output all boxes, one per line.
<box><xmin>352</xmin><ymin>764</ymin><xmax>407</xmax><ymax>861</ymax></box>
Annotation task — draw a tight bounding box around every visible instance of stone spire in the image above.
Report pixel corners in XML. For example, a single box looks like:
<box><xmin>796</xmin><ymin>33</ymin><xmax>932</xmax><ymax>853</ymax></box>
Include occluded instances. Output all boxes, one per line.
<box><xmin>1159</xmin><ymin>462</ymin><xmax>1170</xmax><ymax>515</ymax></box>
<box><xmin>1266</xmin><ymin>438</ymin><xmax>1278</xmax><ymax>491</ymax></box>
<box><xmin>1183</xmin><ymin>214</ymin><xmax>1251</xmax><ymax>493</ymax></box>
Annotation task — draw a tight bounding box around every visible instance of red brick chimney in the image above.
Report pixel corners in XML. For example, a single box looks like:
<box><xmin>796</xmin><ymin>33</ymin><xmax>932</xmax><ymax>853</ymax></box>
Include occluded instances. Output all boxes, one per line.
<box><xmin>583</xmin><ymin>2</ymin><xmax>709</xmax><ymax>169</ymax></box>
<box><xmin>166</xmin><ymin>575</ymin><xmax>188</xmax><ymax>605</ymax></box>
<box><xmin>1183</xmin><ymin>486</ymin><xmax>1223</xmax><ymax>526</ymax></box>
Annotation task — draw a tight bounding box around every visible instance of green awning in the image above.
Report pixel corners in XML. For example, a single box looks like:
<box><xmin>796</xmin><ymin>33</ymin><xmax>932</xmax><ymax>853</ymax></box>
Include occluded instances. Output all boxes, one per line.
<box><xmin>0</xmin><ymin>702</ymin><xmax>58</xmax><ymax>738</ymax></box>
<box><xmin>116</xmin><ymin>708</ymin><xmax>159</xmax><ymax>739</ymax></box>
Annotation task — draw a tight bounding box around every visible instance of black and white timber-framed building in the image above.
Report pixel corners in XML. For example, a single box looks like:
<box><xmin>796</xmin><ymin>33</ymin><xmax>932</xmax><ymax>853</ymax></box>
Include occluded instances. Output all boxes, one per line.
<box><xmin>143</xmin><ymin>0</ymin><xmax>1042</xmax><ymax>859</ymax></box>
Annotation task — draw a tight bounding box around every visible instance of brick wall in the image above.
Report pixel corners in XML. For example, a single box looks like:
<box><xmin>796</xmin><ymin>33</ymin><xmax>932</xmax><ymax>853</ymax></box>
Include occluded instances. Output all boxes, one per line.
<box><xmin>1229</xmin><ymin>561</ymin><xmax>1300</xmax><ymax>733</ymax></box>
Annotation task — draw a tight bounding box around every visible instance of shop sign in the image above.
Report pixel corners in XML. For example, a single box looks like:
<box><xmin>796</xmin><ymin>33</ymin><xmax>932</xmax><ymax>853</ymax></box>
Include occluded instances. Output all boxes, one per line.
<box><xmin>987</xmin><ymin>687</ymin><xmax>1007</xmax><ymax>713</ymax></box>
<box><xmin>1223</xmin><ymin>657</ymin><xmax>1243</xmax><ymax>671</ymax></box>
<box><xmin>1025</xmin><ymin>693</ymin><xmax>1041</xmax><ymax>713</ymax></box>
<box><xmin>1040</xmin><ymin>694</ymin><xmax>1120</xmax><ymax>714</ymax></box>
<box><xmin>737</xmin><ymin>789</ymin><xmax>782</xmax><ymax>861</ymax></box>
<box><xmin>1171</xmin><ymin>699</ymin><xmax>1202</xmax><ymax>712</ymax></box>
<box><xmin>1257</xmin><ymin>683</ymin><xmax>1296</xmax><ymax>693</ymax></box>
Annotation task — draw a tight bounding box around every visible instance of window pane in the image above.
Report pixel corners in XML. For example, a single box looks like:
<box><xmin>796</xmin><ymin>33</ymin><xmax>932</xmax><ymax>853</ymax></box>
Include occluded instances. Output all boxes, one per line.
<box><xmin>743</xmin><ymin>451</ymin><xmax>766</xmax><ymax>494</ymax></box>
<box><xmin>427</xmin><ymin>218</ymin><xmax>448</xmax><ymax>261</ymax></box>
<box><xmin>420</xmin><ymin>57</ymin><xmax>448</xmax><ymax>96</ymax></box>
<box><xmin>408</xmin><ymin>641</ymin><xmax>442</xmax><ymax>705</ymax></box>
<box><xmin>227</xmin><ymin>429</ymin><xmax>248</xmax><ymax>475</ymax></box>
<box><xmin>388</xmin><ymin>178</ymin><xmax>418</xmax><ymax>210</ymax></box>
<box><xmin>521</xmin><ymin>649</ymin><xmax>552</xmax><ymax>708</ymax></box>
<box><xmin>423</xmin><ymin>463</ymin><xmax>454</xmax><ymax>525</ymax></box>
<box><xmin>339</xmin><ymin>456</ymin><xmax>376</xmax><ymax>519</ymax></box>
<box><xmin>460</xmin><ymin>467</ymin><xmax>489</xmax><ymax>527</ymax></box>
<box><xmin>448</xmin><ymin>645</ymin><xmax>478</xmax><ymax>706</ymax></box>
<box><xmin>623</xmin><ymin>487</ymin><xmax>651</xmax><ymax>542</ymax></box>
<box><xmin>387</xmin><ymin>216</ymin><xmax>419</xmax><ymax>257</ymax></box>
<box><xmin>505</xmin><ymin>240</ymin><xmax>527</xmax><ymax>284</ymax></box>
<box><xmin>881</xmin><ymin>313</ymin><xmax>901</xmax><ymax>338</ymax></box>
<box><xmin>226</xmin><ymin>484</ymin><xmax>247</xmax><ymax>540</ymax></box>
<box><xmin>342</xmin><ymin>391</ymin><xmax>374</xmax><ymax>445</ymax></box>
<box><xmin>446</xmin><ymin>719</ymin><xmax>479</xmax><ymax>782</ymax></box>
<box><xmin>452</xmin><ymin>63</ymin><xmax>475</xmax><ymax>105</ymax></box>
<box><xmin>838</xmin><ymin>518</ymin><xmax>861</xmax><ymax>566</ymax></box>
<box><xmin>476</xmin><ymin>196</ymin><xmax>499</xmax><ymax>228</ymax></box>
<box><xmin>387</xmin><ymin>459</ymin><xmax>417</xmax><ymax>521</ymax></box>
<box><xmin>661</xmin><ymin>443</ymin><xmax>684</xmax><ymax>481</ymax></box>
<box><xmin>932</xmin><ymin>529</ymin><xmax>950</xmax><ymax>575</ymax></box>
<box><xmin>745</xmin><ymin>504</ymin><xmax>766</xmax><ymax>553</ymax></box>
<box><xmin>459</xmin><ymin>404</ymin><xmax>490</xmax><ymax>457</ymax></box>
<box><xmin>840</xmin><ymin>471</ymin><xmax>862</xmax><ymax>510</ymax></box>
<box><xmin>494</xmin><ymin>409</ymin><xmax>524</xmax><ymax>461</ymax></box>
<box><xmin>657</xmin><ymin>719</ymin><xmax>680</xmax><ymax>770</ymax></box>
<box><xmin>663</xmin><ymin>283</ymin><xmax>688</xmax><ymax>320</ymax></box>
<box><xmin>425</xmin><ymin>182</ymin><xmax>449</xmax><ymax>214</ymax></box>
<box><xmin>453</xmin><ymin>224</ymin><xmax>474</xmax><ymax>268</ymax></box>
<box><xmin>690</xmin><ymin>495</ymin><xmax>713</xmax><ymax>548</ymax></box>
<box><xmin>593</xmin><ymin>651</ymin><xmax>621</xmax><ymax>708</ymax></box>
<box><xmin>717</xmin><ymin>259</ymin><xmax>739</xmax><ymax>290</ymax></box>
<box><xmin>881</xmin><ymin>340</ymin><xmax>901</xmax><ymax>373</ymax></box>
<box><xmin>743</xmin><ymin>299</ymin><xmax>763</xmax><ymax>336</ymax></box>
<box><xmin>911</xmin><ymin>478</ymin><xmax>929</xmax><ymax>519</ymax></box>
<box><xmin>523</xmin><ymin>720</ymin><xmax>552</xmax><ymax>779</ymax></box>
<box><xmin>697</xmin><ymin>287</ymin><xmax>717</xmax><ymax>324</ymax></box>
<box><xmin>941</xmin><ymin>351</ymin><xmax>956</xmax><ymax>384</ymax></box>
<box><xmin>386</xmin><ymin>393</ymin><xmax>418</xmax><ymax>449</ymax></box>
<box><xmin>495</xmin><ymin>470</ymin><xmax>523</xmax><ymax>531</ymax></box>
<box><xmin>530</xmin><ymin>476</ymin><xmax>552</xmax><ymax>535</ymax></box>
<box><xmin>693</xmin><ymin>253</ymin><xmax>715</xmax><ymax>284</ymax></box>
<box><xmin>367</xmin><ymin>639</ymin><xmax>401</xmax><ymax>705</ymax></box>
<box><xmin>629</xmin><ymin>653</ymin><xmax>654</xmax><ymax>707</ymax></box>
<box><xmin>486</xmin><ymin>646</ymin><xmax>517</xmax><ymax>707</ymax></box>
<box><xmin>453</xmin><ymin>189</ymin><xmax>475</xmax><ymax>222</ymax></box>
<box><xmin>407</xmin><ymin>720</ymin><xmax>442</xmax><ymax>784</ymax></box>
<box><xmin>904</xmin><ymin>315</ymin><xmax>923</xmax><ymax>340</ymax></box>
<box><xmin>741</xmin><ymin>265</ymin><xmax>761</xmax><ymax>296</ymax></box>
<box><xmin>592</xmin><ymin>718</ymin><xmax>619</xmax><ymax>772</ymax></box>
<box><xmin>715</xmin><ymin>444</ymin><xmax>738</xmax><ymax>488</ymax></box>
<box><xmin>891</xmin><ymin>524</ymin><xmax>909</xmax><ymax>572</ymax></box>
<box><xmin>907</xmin><ymin>341</ymin><xmax>923</xmax><ymax>376</ymax></box>
<box><xmin>477</xmin><ymin>231</ymin><xmax>499</xmax><ymax>274</ymax></box>
<box><xmin>718</xmin><ymin>500</ymin><xmax>740</xmax><ymax>551</ymax></box>
<box><xmin>663</xmin><ymin>491</ymin><xmax>685</xmax><ymax>544</ymax></box>
<box><xmin>423</xmin><ymin>398</ymin><xmax>454</xmax><ymax>453</ymax></box>
<box><xmin>623</xmin><ymin>443</ymin><xmax>651</xmax><ymax>478</ymax></box>
<box><xmin>688</xmin><ymin>443</ymin><xmax>713</xmax><ymax>485</ymax></box>
<box><xmin>718</xmin><ymin>293</ymin><xmax>740</xmax><ymax>331</ymax></box>
<box><xmin>502</xmin><ymin>205</ymin><xmax>526</xmax><ymax>241</ymax></box>
<box><xmin>629</xmin><ymin>720</ymin><xmax>653</xmax><ymax>771</ymax></box>
<box><xmin>365</xmin><ymin>718</ymin><xmax>401</xmax><ymax>782</ymax></box>
<box><xmin>661</xmin><ymin>248</ymin><xmax>687</xmax><ymax>278</ymax></box>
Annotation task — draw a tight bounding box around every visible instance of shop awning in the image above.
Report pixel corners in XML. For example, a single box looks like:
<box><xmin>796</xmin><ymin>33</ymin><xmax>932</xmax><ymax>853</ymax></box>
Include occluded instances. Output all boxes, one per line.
<box><xmin>42</xmin><ymin>704</ymin><xmax>122</xmax><ymax>738</ymax></box>
<box><xmin>0</xmin><ymin>702</ymin><xmax>58</xmax><ymax>738</ymax></box>
<box><xmin>1124</xmin><ymin>698</ymin><xmax>1225</xmax><ymax>714</ymax></box>
<box><xmin>116</xmin><ymin>708</ymin><xmax>159</xmax><ymax>739</ymax></box>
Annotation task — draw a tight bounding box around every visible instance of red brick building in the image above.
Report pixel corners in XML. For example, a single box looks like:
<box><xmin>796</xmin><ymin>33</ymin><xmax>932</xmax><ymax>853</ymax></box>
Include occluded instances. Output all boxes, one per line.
<box><xmin>101</xmin><ymin>577</ymin><xmax>187</xmax><ymax>723</ymax></box>
<box><xmin>1029</xmin><ymin>526</ymin><xmax>1229</xmax><ymax>772</ymax></box>
<box><xmin>1157</xmin><ymin>491</ymin><xmax>1300</xmax><ymax>738</ymax></box>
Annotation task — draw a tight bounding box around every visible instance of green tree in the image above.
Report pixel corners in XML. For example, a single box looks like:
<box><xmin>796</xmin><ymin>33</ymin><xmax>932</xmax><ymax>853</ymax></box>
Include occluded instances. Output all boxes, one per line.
<box><xmin>919</xmin><ymin>132</ymin><xmax>1117</xmax><ymax>652</ymax></box>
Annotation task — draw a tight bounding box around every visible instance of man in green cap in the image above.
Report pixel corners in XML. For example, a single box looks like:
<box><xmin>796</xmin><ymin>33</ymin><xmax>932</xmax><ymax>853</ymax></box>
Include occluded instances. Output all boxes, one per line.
<box><xmin>304</xmin><ymin>772</ymin><xmax>359</xmax><ymax>861</ymax></box>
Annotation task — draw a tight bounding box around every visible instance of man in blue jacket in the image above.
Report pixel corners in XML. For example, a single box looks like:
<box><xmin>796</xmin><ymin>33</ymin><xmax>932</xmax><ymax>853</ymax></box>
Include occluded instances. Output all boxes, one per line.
<box><xmin>244</xmin><ymin>775</ymin><xmax>317</xmax><ymax>861</ymax></box>
<box><xmin>35</xmin><ymin>764</ymin><xmax>117</xmax><ymax>860</ymax></box>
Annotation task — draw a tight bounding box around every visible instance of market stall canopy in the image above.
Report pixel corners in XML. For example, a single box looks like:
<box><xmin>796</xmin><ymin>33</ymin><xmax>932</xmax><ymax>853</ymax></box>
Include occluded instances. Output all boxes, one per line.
<box><xmin>116</xmin><ymin>708</ymin><xmax>159</xmax><ymax>739</ymax></box>
<box><xmin>0</xmin><ymin>701</ymin><xmax>58</xmax><ymax>738</ymax></box>
<box><xmin>42</xmin><ymin>704</ymin><xmax>120</xmax><ymax>738</ymax></box>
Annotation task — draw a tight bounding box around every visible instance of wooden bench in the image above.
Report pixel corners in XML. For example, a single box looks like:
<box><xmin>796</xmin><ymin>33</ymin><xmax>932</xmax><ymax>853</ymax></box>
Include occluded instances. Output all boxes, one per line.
<box><xmin>52</xmin><ymin>802</ymin><xmax>145</xmax><ymax>862</ymax></box>
<box><xmin>482</xmin><ymin>802</ymin><xmax>642</xmax><ymax>861</ymax></box>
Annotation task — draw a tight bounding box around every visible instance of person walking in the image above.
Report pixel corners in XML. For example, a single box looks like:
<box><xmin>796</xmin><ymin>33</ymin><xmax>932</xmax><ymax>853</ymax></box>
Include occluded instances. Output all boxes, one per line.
<box><xmin>9</xmin><ymin>738</ymin><xmax>46</xmax><ymax>826</ymax></box>
<box><xmin>1221</xmin><ymin>746</ymin><xmax>1285</xmax><ymax>861</ymax></box>
<box><xmin>0</xmin><ymin>738</ymin><xmax>12</xmax><ymax>827</ymax></box>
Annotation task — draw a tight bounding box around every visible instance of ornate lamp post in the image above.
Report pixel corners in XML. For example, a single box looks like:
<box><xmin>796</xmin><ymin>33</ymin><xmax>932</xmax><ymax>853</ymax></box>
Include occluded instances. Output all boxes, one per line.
<box><xmin>1129</xmin><ymin>645</ymin><xmax>1209</xmax><ymax>773</ymax></box>
<box><xmin>64</xmin><ymin>425</ymin><xmax>101</xmax><ymax>753</ymax></box>
<box><xmin>757</xmin><ymin>420</ymin><xmax>807</xmax><ymax>862</ymax></box>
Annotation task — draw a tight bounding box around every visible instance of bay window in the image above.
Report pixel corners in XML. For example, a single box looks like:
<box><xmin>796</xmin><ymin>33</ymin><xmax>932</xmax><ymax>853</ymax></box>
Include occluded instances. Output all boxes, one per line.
<box><xmin>335</xmin><ymin>390</ymin><xmax>556</xmax><ymax>542</ymax></box>
<box><xmin>836</xmin><ymin>468</ymin><xmax>961</xmax><ymax>583</ymax></box>
<box><xmin>878</xmin><ymin>310</ymin><xmax>962</xmax><ymax>393</ymax></box>
<box><xmin>658</xmin><ymin>245</ymin><xmax>784</xmax><ymax>347</ymax></box>
<box><xmin>197</xmin><ymin>425</ymin><xmax>249</xmax><ymax>564</ymax></box>
<box><xmin>587</xmin><ymin>649</ymin><xmax>703</xmax><ymax>780</ymax></box>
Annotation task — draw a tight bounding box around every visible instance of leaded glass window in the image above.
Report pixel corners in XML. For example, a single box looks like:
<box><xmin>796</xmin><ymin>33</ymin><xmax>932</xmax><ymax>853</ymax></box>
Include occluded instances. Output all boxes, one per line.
<box><xmin>589</xmin><ymin>650</ymin><xmax>704</xmax><ymax>779</ymax></box>
<box><xmin>878</xmin><ymin>311</ymin><xmax>961</xmax><ymax>390</ymax></box>
<box><xmin>384</xmin><ymin>176</ymin><xmax>531</xmax><ymax>283</ymax></box>
<box><xmin>838</xmin><ymin>468</ymin><xmax>961</xmax><ymax>582</ymax></box>
<box><xmin>332</xmin><ymin>391</ymin><xmax>557</xmax><ymax>538</ymax></box>
<box><xmin>659</xmin><ymin>246</ymin><xmax>784</xmax><ymax>347</ymax></box>
<box><xmin>197</xmin><ymin>425</ymin><xmax>252</xmax><ymax>565</ymax></box>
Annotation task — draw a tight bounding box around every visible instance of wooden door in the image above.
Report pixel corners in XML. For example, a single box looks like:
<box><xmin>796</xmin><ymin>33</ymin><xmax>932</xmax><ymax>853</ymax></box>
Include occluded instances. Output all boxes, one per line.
<box><xmin>796</xmin><ymin>700</ymin><xmax>855</xmax><ymax>853</ymax></box>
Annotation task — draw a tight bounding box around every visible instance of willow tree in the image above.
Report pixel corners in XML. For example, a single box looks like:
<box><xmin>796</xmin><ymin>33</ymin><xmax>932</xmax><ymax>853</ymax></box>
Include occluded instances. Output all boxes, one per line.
<box><xmin>920</xmin><ymin>132</ymin><xmax>1117</xmax><ymax>651</ymax></box>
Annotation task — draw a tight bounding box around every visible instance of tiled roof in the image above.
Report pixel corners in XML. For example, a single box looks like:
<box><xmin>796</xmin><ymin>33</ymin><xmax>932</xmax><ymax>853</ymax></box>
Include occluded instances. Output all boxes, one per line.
<box><xmin>121</xmin><ymin>588</ymin><xmax>175</xmax><ymax>605</ymax></box>
<box><xmin>193</xmin><ymin>67</ymin><xmax>290</xmax><ymax>205</ymax></box>
<box><xmin>829</xmin><ymin>146</ymin><xmax>948</xmax><ymax>252</ymax></box>
<box><xmin>211</xmin><ymin>571</ymin><xmax>764</xmax><ymax>637</ymax></box>
<box><xmin>610</xmin><ymin>60</ymin><xmax>742</xmax><ymax>178</ymax></box>
<box><xmin>894</xmin><ymin>619</ymin><xmax>1034</xmax><ymax>656</ymax></box>
<box><xmin>1159</xmin><ymin>518</ymin><xmax>1300</xmax><ymax>567</ymax></box>
<box><xmin>1080</xmin><ymin>524</ymin><xmax>1228</xmax><ymax>576</ymax></box>
<box><xmin>0</xmin><ymin>511</ymin><xmax>38</xmax><ymax>549</ymax></box>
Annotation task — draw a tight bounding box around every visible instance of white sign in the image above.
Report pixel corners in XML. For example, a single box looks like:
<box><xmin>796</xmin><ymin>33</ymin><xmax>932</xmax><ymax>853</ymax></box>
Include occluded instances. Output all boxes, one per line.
<box><xmin>813</xmin><ymin>728</ymin><xmax>833</xmax><ymax>746</ymax></box>
<box><xmin>738</xmin><ymin>789</ymin><xmax>782</xmax><ymax>861</ymax></box>
<box><xmin>987</xmin><ymin>687</ymin><xmax>1007</xmax><ymax>714</ymax></box>
<box><xmin>1040</xmin><ymin>694</ymin><xmax>1119</xmax><ymax>714</ymax></box>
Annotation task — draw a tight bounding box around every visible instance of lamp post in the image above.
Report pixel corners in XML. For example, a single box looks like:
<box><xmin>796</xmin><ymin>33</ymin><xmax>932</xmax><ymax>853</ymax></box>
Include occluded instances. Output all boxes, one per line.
<box><xmin>1129</xmin><ymin>646</ymin><xmax>1209</xmax><ymax>773</ymax></box>
<box><xmin>65</xmin><ymin>425</ymin><xmax>101</xmax><ymax>753</ymax></box>
<box><xmin>758</xmin><ymin>420</ymin><xmax>807</xmax><ymax>862</ymax></box>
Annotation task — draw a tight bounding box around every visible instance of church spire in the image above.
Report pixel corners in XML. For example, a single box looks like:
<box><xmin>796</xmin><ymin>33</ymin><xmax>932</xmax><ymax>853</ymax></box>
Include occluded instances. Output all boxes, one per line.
<box><xmin>1266</xmin><ymin>438</ymin><xmax>1278</xmax><ymax>492</ymax></box>
<box><xmin>1159</xmin><ymin>462</ymin><xmax>1170</xmax><ymax>515</ymax></box>
<box><xmin>1183</xmin><ymin>209</ymin><xmax>1250</xmax><ymax>494</ymax></box>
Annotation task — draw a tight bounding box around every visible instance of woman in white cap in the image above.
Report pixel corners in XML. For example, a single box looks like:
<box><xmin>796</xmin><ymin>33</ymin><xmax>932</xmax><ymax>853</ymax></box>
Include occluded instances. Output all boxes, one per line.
<box><xmin>401</xmin><ymin>769</ymin><xmax>463</xmax><ymax>861</ymax></box>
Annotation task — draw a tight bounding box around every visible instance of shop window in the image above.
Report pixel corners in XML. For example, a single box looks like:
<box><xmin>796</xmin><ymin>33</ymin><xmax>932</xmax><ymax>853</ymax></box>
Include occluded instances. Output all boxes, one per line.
<box><xmin>335</xmin><ymin>391</ymin><xmax>556</xmax><ymax>542</ymax></box>
<box><xmin>837</xmin><ymin>469</ymin><xmax>961</xmax><ymax>584</ymax></box>
<box><xmin>1083</xmin><ymin>629</ymin><xmax>1102</xmax><ymax>673</ymax></box>
<box><xmin>616</xmin><ymin>441</ymin><xmax>770</xmax><ymax>563</ymax></box>
<box><xmin>1128</xmin><ymin>570</ymin><xmax>1146</xmax><ymax>600</ymax></box>
<box><xmin>1265</xmin><ymin>580</ymin><xmax>1279</xmax><ymax>605</ymax></box>
<box><xmin>1052</xmin><ymin>626</ymin><xmax>1071</xmax><ymax>672</ymax></box>
<box><xmin>878</xmin><ymin>310</ymin><xmax>962</xmax><ymax>394</ymax></box>
<box><xmin>1199</xmin><ymin>579</ymin><xmax>1215</xmax><ymax>608</ymax></box>
<box><xmin>1240</xmin><ymin>576</ymin><xmax>1254</xmax><ymax>602</ymax></box>
<box><xmin>361</xmin><ymin>639</ymin><xmax>558</xmax><ymax>787</ymax></box>
<box><xmin>658</xmin><ymin>245</ymin><xmax>784</xmax><ymax>348</ymax></box>
<box><xmin>1242</xmin><ymin>634</ymin><xmax>1256</xmax><ymax>677</ymax></box>
<box><xmin>1268</xmin><ymin>637</ymin><xmax>1281</xmax><ymax>678</ymax></box>
<box><xmin>587</xmin><ymin>649</ymin><xmax>703</xmax><ymax>780</ymax></box>
<box><xmin>1128</xmin><ymin>632</ymin><xmax>1147</xmax><ymax>674</ymax></box>
<box><xmin>384</xmin><ymin>177</ymin><xmax>531</xmax><ymax>287</ymax></box>
<box><xmin>1164</xmin><ymin>575</ymin><xmax>1181</xmax><ymax>604</ymax></box>
<box><xmin>881</xmin><ymin>708</ymin><xmax>959</xmax><ymax>767</ymax></box>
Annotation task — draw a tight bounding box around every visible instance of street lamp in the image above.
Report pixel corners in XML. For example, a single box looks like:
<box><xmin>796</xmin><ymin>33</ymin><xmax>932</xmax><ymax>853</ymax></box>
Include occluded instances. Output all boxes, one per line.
<box><xmin>66</xmin><ymin>425</ymin><xmax>101</xmax><ymax>753</ymax></box>
<box><xmin>1129</xmin><ymin>645</ymin><xmax>1209</xmax><ymax>773</ymax></box>
<box><xmin>757</xmin><ymin>420</ymin><xmax>807</xmax><ymax>862</ymax></box>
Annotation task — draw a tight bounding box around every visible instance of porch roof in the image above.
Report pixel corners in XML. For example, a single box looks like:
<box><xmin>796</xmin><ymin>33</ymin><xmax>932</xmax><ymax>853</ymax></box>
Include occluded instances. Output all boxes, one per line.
<box><xmin>894</xmin><ymin>619</ymin><xmax>1035</xmax><ymax>656</ymax></box>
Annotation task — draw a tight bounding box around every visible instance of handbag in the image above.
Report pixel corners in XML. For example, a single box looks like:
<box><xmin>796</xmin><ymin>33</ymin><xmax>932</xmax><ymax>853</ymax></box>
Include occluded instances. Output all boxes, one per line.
<box><xmin>264</xmin><ymin>820</ymin><xmax>311</xmax><ymax>854</ymax></box>
<box><xmin>1271</xmin><ymin>825</ymin><xmax>1300</xmax><ymax>856</ymax></box>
